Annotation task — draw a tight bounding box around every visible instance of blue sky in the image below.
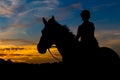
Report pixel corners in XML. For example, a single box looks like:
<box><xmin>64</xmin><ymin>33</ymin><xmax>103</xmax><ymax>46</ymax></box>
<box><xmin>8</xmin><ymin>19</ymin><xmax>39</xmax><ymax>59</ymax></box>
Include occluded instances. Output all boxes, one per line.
<box><xmin>0</xmin><ymin>0</ymin><xmax>120</xmax><ymax>55</ymax></box>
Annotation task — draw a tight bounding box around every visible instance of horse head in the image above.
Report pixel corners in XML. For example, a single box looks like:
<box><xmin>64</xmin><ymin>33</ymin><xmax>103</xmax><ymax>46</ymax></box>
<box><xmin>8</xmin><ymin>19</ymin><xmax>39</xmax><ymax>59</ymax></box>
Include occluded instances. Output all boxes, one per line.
<box><xmin>37</xmin><ymin>16</ymin><xmax>59</xmax><ymax>54</ymax></box>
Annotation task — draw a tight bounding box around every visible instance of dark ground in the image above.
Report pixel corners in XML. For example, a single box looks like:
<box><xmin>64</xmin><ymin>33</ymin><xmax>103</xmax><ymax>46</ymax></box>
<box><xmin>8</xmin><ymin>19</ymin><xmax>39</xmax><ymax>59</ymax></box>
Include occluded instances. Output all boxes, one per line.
<box><xmin>0</xmin><ymin>58</ymin><xmax>119</xmax><ymax>79</ymax></box>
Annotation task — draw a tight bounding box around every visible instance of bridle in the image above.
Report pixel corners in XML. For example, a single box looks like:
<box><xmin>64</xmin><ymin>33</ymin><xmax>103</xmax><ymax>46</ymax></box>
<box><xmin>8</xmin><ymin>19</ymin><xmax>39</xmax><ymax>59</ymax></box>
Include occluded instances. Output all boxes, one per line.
<box><xmin>48</xmin><ymin>48</ymin><xmax>61</xmax><ymax>62</ymax></box>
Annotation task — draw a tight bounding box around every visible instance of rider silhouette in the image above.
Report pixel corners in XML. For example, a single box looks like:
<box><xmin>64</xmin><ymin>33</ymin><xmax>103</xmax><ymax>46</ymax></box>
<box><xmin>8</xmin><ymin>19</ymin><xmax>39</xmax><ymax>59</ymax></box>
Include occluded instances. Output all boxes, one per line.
<box><xmin>76</xmin><ymin>10</ymin><xmax>99</xmax><ymax>49</ymax></box>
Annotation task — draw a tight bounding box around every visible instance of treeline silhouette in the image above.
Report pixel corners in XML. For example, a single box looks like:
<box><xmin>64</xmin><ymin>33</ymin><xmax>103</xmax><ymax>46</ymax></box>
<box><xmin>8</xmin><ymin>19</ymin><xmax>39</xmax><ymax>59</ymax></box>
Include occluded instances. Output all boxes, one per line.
<box><xmin>0</xmin><ymin>58</ymin><xmax>119</xmax><ymax>75</ymax></box>
<box><xmin>0</xmin><ymin>58</ymin><xmax>63</xmax><ymax>71</ymax></box>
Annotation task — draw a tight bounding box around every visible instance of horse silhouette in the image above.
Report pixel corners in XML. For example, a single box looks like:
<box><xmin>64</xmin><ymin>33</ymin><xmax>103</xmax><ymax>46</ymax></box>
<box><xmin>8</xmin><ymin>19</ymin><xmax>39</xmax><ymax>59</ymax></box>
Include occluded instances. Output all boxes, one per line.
<box><xmin>37</xmin><ymin>16</ymin><xmax>120</xmax><ymax>66</ymax></box>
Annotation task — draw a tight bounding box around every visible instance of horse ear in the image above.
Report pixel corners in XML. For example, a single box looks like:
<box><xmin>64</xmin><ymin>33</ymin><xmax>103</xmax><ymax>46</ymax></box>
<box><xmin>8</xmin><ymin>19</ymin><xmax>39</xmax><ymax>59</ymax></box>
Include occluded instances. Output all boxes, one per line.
<box><xmin>42</xmin><ymin>17</ymin><xmax>47</xmax><ymax>25</ymax></box>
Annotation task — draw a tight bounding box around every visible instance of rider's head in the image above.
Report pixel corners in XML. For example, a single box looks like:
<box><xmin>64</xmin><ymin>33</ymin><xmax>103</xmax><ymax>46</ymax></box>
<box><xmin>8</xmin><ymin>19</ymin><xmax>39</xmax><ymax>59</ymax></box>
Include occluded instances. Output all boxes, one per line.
<box><xmin>80</xmin><ymin>10</ymin><xmax>90</xmax><ymax>22</ymax></box>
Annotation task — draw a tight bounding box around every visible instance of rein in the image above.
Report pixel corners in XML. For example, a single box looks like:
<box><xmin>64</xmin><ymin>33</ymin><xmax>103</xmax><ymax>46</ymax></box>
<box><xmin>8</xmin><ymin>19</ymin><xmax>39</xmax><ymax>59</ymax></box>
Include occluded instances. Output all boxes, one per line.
<box><xmin>48</xmin><ymin>48</ymin><xmax>61</xmax><ymax>62</ymax></box>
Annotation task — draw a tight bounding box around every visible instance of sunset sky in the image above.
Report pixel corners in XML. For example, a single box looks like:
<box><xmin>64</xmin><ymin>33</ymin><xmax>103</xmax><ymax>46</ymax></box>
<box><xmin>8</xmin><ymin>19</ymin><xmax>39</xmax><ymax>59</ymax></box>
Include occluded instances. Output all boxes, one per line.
<box><xmin>0</xmin><ymin>0</ymin><xmax>119</xmax><ymax>64</ymax></box>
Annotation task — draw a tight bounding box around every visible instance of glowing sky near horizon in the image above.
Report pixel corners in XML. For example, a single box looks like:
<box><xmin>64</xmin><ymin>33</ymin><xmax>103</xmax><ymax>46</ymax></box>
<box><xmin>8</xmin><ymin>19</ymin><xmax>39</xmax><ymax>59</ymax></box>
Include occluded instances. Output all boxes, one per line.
<box><xmin>0</xmin><ymin>0</ymin><xmax>119</xmax><ymax>64</ymax></box>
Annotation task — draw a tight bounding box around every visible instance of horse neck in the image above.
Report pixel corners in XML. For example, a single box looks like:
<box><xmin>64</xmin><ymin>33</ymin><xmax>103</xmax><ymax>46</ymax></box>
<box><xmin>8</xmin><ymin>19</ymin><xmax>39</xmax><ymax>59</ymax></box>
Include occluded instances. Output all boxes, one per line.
<box><xmin>55</xmin><ymin>31</ymin><xmax>79</xmax><ymax>55</ymax></box>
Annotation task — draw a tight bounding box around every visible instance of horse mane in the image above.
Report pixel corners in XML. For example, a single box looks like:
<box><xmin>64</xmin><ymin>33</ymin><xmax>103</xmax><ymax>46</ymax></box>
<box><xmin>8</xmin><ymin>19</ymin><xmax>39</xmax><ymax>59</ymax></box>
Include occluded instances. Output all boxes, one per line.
<box><xmin>50</xmin><ymin>19</ymin><xmax>75</xmax><ymax>38</ymax></box>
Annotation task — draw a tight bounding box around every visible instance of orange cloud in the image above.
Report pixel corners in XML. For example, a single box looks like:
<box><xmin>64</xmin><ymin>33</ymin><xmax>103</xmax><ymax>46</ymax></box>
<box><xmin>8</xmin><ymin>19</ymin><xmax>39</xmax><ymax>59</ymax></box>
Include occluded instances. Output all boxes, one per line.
<box><xmin>0</xmin><ymin>45</ymin><xmax>62</xmax><ymax>64</ymax></box>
